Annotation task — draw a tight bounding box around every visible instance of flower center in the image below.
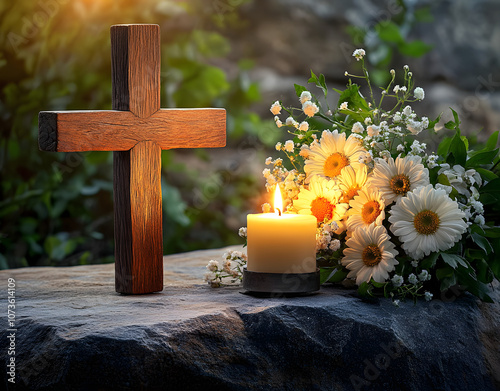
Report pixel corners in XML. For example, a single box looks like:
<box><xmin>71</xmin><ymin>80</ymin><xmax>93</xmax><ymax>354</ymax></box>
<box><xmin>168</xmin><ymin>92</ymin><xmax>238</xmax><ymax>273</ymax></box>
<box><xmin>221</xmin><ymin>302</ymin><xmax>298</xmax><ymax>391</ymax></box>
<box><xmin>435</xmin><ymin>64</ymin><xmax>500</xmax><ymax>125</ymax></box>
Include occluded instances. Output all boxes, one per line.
<box><xmin>362</xmin><ymin>244</ymin><xmax>382</xmax><ymax>267</ymax></box>
<box><xmin>324</xmin><ymin>153</ymin><xmax>350</xmax><ymax>178</ymax></box>
<box><xmin>342</xmin><ymin>186</ymin><xmax>361</xmax><ymax>203</ymax></box>
<box><xmin>414</xmin><ymin>210</ymin><xmax>440</xmax><ymax>235</ymax></box>
<box><xmin>310</xmin><ymin>197</ymin><xmax>334</xmax><ymax>223</ymax></box>
<box><xmin>390</xmin><ymin>174</ymin><xmax>411</xmax><ymax>195</ymax></box>
<box><xmin>361</xmin><ymin>200</ymin><xmax>382</xmax><ymax>225</ymax></box>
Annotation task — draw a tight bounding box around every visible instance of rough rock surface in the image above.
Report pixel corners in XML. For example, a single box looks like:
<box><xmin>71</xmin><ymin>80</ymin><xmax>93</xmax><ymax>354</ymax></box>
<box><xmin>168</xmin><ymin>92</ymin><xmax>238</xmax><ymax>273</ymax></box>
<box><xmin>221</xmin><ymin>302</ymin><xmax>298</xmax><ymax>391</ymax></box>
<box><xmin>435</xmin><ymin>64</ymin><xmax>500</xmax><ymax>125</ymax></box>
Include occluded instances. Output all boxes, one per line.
<box><xmin>1</xmin><ymin>246</ymin><xmax>499</xmax><ymax>391</ymax></box>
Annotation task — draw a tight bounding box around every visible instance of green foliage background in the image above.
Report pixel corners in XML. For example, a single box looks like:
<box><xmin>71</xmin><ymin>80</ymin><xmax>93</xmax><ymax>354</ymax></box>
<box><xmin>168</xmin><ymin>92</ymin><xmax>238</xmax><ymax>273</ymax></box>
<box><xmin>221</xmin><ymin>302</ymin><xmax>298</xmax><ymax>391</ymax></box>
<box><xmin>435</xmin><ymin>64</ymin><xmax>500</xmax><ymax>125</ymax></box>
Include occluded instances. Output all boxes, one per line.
<box><xmin>0</xmin><ymin>0</ymin><xmax>278</xmax><ymax>268</ymax></box>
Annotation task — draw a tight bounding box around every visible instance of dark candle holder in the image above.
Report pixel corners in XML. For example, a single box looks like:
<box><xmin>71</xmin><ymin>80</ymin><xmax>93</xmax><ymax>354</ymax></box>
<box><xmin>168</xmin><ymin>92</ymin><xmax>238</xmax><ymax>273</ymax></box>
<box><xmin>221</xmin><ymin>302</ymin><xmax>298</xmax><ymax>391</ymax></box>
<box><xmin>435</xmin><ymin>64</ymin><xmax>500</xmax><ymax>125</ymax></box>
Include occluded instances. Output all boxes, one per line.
<box><xmin>242</xmin><ymin>268</ymin><xmax>320</xmax><ymax>296</ymax></box>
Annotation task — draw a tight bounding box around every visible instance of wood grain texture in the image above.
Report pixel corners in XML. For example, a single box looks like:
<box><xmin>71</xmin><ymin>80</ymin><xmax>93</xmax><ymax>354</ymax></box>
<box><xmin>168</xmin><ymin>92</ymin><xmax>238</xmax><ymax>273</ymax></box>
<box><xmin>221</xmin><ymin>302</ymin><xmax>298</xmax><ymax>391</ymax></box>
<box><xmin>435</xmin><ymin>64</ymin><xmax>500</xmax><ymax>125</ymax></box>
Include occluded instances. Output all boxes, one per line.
<box><xmin>111</xmin><ymin>24</ymin><xmax>160</xmax><ymax>118</ymax></box>
<box><xmin>114</xmin><ymin>141</ymin><xmax>163</xmax><ymax>294</ymax></box>
<box><xmin>39</xmin><ymin>109</ymin><xmax>226</xmax><ymax>152</ymax></box>
<box><xmin>111</xmin><ymin>24</ymin><xmax>163</xmax><ymax>294</ymax></box>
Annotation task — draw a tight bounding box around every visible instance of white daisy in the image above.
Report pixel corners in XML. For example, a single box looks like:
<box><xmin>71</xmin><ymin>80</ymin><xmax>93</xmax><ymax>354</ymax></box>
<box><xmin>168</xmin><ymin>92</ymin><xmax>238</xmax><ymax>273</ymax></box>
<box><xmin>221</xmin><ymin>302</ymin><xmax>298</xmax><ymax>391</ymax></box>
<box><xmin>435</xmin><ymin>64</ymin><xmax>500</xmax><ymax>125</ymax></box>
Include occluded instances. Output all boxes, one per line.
<box><xmin>342</xmin><ymin>224</ymin><xmax>399</xmax><ymax>285</ymax></box>
<box><xmin>303</xmin><ymin>129</ymin><xmax>367</xmax><ymax>181</ymax></box>
<box><xmin>293</xmin><ymin>177</ymin><xmax>348</xmax><ymax>224</ymax></box>
<box><xmin>367</xmin><ymin>155</ymin><xmax>429</xmax><ymax>205</ymax></box>
<box><xmin>389</xmin><ymin>184</ymin><xmax>467</xmax><ymax>260</ymax></box>
<box><xmin>347</xmin><ymin>187</ymin><xmax>385</xmax><ymax>232</ymax></box>
<box><xmin>337</xmin><ymin>165</ymin><xmax>367</xmax><ymax>204</ymax></box>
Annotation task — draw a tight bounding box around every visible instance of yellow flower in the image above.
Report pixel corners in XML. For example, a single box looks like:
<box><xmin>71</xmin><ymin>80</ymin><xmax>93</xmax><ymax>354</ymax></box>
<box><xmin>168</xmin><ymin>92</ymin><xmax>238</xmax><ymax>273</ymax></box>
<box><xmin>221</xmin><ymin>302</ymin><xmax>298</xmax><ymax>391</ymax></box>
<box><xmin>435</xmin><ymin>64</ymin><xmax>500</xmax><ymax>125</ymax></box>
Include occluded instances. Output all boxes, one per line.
<box><xmin>303</xmin><ymin>130</ymin><xmax>366</xmax><ymax>181</ymax></box>
<box><xmin>293</xmin><ymin>176</ymin><xmax>348</xmax><ymax>224</ymax></box>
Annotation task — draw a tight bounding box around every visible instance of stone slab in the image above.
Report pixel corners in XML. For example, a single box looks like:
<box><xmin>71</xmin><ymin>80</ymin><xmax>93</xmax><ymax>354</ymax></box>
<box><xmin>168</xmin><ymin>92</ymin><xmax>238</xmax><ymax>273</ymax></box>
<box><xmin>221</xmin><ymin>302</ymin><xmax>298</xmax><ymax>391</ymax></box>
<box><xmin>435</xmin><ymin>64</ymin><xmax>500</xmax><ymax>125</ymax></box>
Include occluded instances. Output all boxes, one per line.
<box><xmin>1</xmin><ymin>246</ymin><xmax>499</xmax><ymax>390</ymax></box>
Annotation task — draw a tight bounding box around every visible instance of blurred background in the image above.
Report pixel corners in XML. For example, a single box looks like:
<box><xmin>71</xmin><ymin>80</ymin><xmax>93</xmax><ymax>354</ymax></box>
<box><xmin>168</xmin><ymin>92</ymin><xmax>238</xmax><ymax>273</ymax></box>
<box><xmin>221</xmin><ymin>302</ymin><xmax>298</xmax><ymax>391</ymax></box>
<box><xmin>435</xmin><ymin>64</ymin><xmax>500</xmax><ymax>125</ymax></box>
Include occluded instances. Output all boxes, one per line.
<box><xmin>1</xmin><ymin>0</ymin><xmax>500</xmax><ymax>268</ymax></box>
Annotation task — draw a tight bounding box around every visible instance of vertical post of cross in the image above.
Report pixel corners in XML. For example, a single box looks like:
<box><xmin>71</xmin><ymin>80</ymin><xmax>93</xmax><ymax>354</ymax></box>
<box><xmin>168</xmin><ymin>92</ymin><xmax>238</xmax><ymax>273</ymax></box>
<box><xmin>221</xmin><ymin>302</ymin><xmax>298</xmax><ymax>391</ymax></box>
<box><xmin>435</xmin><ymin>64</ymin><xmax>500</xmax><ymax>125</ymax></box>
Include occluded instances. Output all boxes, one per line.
<box><xmin>111</xmin><ymin>24</ymin><xmax>163</xmax><ymax>294</ymax></box>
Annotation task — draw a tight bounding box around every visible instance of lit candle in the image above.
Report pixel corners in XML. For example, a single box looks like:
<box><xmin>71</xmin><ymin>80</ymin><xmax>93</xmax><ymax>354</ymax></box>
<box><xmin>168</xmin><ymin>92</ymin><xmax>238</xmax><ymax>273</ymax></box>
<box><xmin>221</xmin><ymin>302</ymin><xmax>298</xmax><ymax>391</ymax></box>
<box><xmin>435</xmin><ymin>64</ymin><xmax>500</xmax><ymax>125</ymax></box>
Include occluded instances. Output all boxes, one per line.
<box><xmin>246</xmin><ymin>186</ymin><xmax>317</xmax><ymax>274</ymax></box>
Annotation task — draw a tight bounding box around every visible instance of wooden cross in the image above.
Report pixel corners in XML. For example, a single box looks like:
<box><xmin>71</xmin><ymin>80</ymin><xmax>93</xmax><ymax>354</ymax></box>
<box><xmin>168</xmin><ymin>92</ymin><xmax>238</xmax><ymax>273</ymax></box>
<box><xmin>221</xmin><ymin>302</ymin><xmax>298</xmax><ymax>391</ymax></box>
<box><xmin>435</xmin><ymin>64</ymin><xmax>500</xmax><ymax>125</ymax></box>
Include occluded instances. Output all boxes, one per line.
<box><xmin>38</xmin><ymin>24</ymin><xmax>226</xmax><ymax>294</ymax></box>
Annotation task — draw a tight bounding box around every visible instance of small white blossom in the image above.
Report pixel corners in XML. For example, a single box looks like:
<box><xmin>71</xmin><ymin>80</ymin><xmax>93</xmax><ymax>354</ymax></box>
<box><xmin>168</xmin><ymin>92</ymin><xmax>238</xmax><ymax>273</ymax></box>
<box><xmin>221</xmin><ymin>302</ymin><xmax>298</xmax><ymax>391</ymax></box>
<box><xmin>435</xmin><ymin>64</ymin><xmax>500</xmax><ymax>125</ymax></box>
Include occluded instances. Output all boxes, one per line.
<box><xmin>411</xmin><ymin>260</ymin><xmax>419</xmax><ymax>268</ymax></box>
<box><xmin>366</xmin><ymin>125</ymin><xmax>380</xmax><ymax>137</ymax></box>
<box><xmin>390</xmin><ymin>69</ymin><xmax>395</xmax><ymax>76</ymax></box>
<box><xmin>265</xmin><ymin>157</ymin><xmax>272</xmax><ymax>165</ymax></box>
<box><xmin>340</xmin><ymin>101</ymin><xmax>349</xmax><ymax>110</ymax></box>
<box><xmin>329</xmin><ymin>239</ymin><xmax>341</xmax><ymax>252</ymax></box>
<box><xmin>418</xmin><ymin>270</ymin><xmax>431</xmax><ymax>281</ymax></box>
<box><xmin>300</xmin><ymin>91</ymin><xmax>312</xmax><ymax>104</ymax></box>
<box><xmin>364</xmin><ymin>117</ymin><xmax>372</xmax><ymax>125</ymax></box>
<box><xmin>393</xmin><ymin>299</ymin><xmax>400</xmax><ymax>307</ymax></box>
<box><xmin>352</xmin><ymin>48</ymin><xmax>366</xmax><ymax>61</ymax></box>
<box><xmin>474</xmin><ymin>214</ymin><xmax>486</xmax><ymax>226</ymax></box>
<box><xmin>238</xmin><ymin>227</ymin><xmax>247</xmax><ymax>238</ymax></box>
<box><xmin>403</xmin><ymin>106</ymin><xmax>412</xmax><ymax>117</ymax></box>
<box><xmin>396</xmin><ymin>144</ymin><xmax>405</xmax><ymax>152</ymax></box>
<box><xmin>298</xmin><ymin>121</ymin><xmax>309</xmax><ymax>131</ymax></box>
<box><xmin>391</xmin><ymin>274</ymin><xmax>404</xmax><ymax>287</ymax></box>
<box><xmin>352</xmin><ymin>122</ymin><xmax>364</xmax><ymax>134</ymax></box>
<box><xmin>399</xmin><ymin>86</ymin><xmax>407</xmax><ymax>92</ymax></box>
<box><xmin>270</xmin><ymin>101</ymin><xmax>281</xmax><ymax>115</ymax></box>
<box><xmin>275</xmin><ymin>142</ymin><xmax>282</xmax><ymax>151</ymax></box>
<box><xmin>302</xmin><ymin>101</ymin><xmax>319</xmax><ymax>117</ymax></box>
<box><xmin>403</xmin><ymin>65</ymin><xmax>409</xmax><ymax>71</ymax></box>
<box><xmin>408</xmin><ymin>273</ymin><xmax>418</xmax><ymax>285</ymax></box>
<box><xmin>424</xmin><ymin>291</ymin><xmax>433</xmax><ymax>301</ymax></box>
<box><xmin>204</xmin><ymin>271</ymin><xmax>216</xmax><ymax>282</ymax></box>
<box><xmin>393</xmin><ymin>85</ymin><xmax>400</xmax><ymax>93</ymax></box>
<box><xmin>206</xmin><ymin>260</ymin><xmax>219</xmax><ymax>272</ymax></box>
<box><xmin>286</xmin><ymin>116</ymin><xmax>298</xmax><ymax>127</ymax></box>
<box><xmin>284</xmin><ymin>140</ymin><xmax>294</xmax><ymax>152</ymax></box>
<box><xmin>414</xmin><ymin>87</ymin><xmax>425</xmax><ymax>100</ymax></box>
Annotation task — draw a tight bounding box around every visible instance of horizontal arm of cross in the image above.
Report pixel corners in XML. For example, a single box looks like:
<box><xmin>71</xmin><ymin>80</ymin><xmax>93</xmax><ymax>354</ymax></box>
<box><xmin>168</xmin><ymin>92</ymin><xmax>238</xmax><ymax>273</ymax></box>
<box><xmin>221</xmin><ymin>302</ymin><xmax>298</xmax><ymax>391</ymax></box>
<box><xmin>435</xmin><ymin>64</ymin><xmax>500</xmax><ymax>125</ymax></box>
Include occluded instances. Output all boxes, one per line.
<box><xmin>39</xmin><ymin>108</ymin><xmax>226</xmax><ymax>152</ymax></box>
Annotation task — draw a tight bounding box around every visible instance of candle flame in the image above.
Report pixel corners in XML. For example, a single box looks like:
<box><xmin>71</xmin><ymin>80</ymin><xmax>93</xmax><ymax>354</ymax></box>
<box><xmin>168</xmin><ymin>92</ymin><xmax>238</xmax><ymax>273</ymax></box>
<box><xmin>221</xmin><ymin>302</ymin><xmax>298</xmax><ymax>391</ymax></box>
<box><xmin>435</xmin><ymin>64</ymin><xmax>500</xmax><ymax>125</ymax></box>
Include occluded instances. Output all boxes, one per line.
<box><xmin>274</xmin><ymin>185</ymin><xmax>283</xmax><ymax>215</ymax></box>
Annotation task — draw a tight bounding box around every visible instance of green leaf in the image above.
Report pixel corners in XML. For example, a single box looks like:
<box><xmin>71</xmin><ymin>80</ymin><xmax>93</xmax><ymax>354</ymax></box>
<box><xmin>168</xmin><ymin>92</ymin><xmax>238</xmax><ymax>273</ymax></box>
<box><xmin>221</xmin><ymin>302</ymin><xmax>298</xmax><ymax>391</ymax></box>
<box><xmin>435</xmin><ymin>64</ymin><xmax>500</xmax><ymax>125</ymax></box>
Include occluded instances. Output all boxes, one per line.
<box><xmin>427</xmin><ymin>113</ymin><xmax>442</xmax><ymax>130</ymax></box>
<box><xmin>448</xmin><ymin>133</ymin><xmax>467</xmax><ymax>166</ymax></box>
<box><xmin>294</xmin><ymin>84</ymin><xmax>307</xmax><ymax>98</ymax></box>
<box><xmin>358</xmin><ymin>282</ymin><xmax>373</xmax><ymax>297</ymax></box>
<box><xmin>476</xmin><ymin>168</ymin><xmax>498</xmax><ymax>181</ymax></box>
<box><xmin>319</xmin><ymin>74</ymin><xmax>328</xmax><ymax>98</ymax></box>
<box><xmin>456</xmin><ymin>266</ymin><xmax>493</xmax><ymax>302</ymax></box>
<box><xmin>337</xmin><ymin>84</ymin><xmax>370</xmax><ymax>119</ymax></box>
<box><xmin>376</xmin><ymin>21</ymin><xmax>404</xmax><ymax>44</ymax></box>
<box><xmin>437</xmin><ymin>137</ymin><xmax>452</xmax><ymax>157</ymax></box>
<box><xmin>436</xmin><ymin>266</ymin><xmax>454</xmax><ymax>280</ymax></box>
<box><xmin>471</xmin><ymin>233</ymin><xmax>493</xmax><ymax>255</ymax></box>
<box><xmin>451</xmin><ymin>108</ymin><xmax>461</xmax><ymax>128</ymax></box>
<box><xmin>398</xmin><ymin>40</ymin><xmax>433</xmax><ymax>57</ymax></box>
<box><xmin>441</xmin><ymin>253</ymin><xmax>468</xmax><ymax>269</ymax></box>
<box><xmin>479</xmin><ymin>177</ymin><xmax>500</xmax><ymax>195</ymax></box>
<box><xmin>466</xmin><ymin>149</ymin><xmax>498</xmax><ymax>168</ymax></box>
<box><xmin>421</xmin><ymin>252</ymin><xmax>439</xmax><ymax>269</ymax></box>
<box><xmin>476</xmin><ymin>259</ymin><xmax>494</xmax><ymax>284</ymax></box>
<box><xmin>485</xmin><ymin>131</ymin><xmax>499</xmax><ymax>151</ymax></box>
<box><xmin>320</xmin><ymin>267</ymin><xmax>348</xmax><ymax>284</ymax></box>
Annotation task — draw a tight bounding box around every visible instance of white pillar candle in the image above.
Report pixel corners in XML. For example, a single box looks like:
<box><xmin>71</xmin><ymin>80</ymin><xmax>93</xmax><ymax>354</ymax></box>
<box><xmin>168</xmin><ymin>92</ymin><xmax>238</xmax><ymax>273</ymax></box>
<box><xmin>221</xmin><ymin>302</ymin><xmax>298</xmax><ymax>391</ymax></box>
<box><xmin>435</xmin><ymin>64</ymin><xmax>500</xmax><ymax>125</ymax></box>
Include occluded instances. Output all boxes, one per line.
<box><xmin>246</xmin><ymin>187</ymin><xmax>317</xmax><ymax>274</ymax></box>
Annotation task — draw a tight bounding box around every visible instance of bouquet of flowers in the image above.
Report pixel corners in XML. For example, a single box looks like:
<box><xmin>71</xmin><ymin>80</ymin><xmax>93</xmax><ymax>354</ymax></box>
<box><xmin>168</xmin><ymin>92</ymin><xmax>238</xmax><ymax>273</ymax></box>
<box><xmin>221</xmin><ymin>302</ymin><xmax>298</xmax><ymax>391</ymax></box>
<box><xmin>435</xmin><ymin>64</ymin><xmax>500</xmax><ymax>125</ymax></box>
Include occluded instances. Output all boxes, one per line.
<box><xmin>206</xmin><ymin>49</ymin><xmax>500</xmax><ymax>304</ymax></box>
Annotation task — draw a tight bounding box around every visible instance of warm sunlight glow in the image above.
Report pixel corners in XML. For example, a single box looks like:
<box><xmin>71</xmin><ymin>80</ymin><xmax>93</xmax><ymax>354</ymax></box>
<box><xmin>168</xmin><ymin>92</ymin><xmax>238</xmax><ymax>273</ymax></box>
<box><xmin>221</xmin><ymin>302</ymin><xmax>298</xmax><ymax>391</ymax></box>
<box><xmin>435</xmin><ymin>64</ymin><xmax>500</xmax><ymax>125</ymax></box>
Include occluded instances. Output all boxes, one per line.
<box><xmin>274</xmin><ymin>186</ymin><xmax>283</xmax><ymax>215</ymax></box>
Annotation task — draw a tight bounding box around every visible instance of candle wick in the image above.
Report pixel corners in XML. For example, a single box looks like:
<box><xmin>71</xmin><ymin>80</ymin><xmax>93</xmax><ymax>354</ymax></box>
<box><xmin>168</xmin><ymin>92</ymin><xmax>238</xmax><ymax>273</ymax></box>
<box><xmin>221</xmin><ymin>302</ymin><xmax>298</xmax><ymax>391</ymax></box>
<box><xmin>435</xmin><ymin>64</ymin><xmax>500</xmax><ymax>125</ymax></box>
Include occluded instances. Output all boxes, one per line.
<box><xmin>276</xmin><ymin>207</ymin><xmax>282</xmax><ymax>216</ymax></box>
